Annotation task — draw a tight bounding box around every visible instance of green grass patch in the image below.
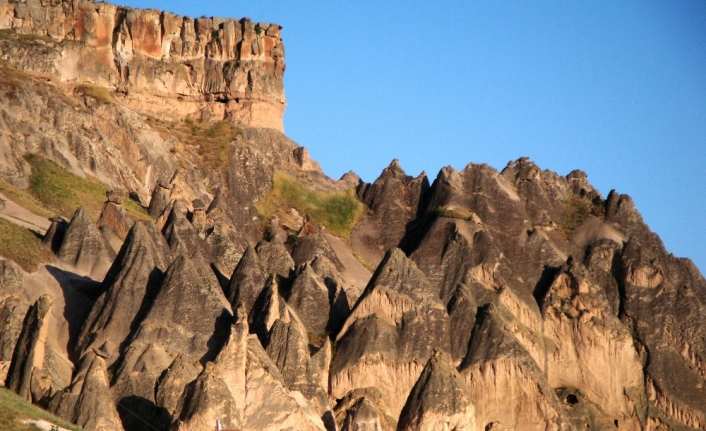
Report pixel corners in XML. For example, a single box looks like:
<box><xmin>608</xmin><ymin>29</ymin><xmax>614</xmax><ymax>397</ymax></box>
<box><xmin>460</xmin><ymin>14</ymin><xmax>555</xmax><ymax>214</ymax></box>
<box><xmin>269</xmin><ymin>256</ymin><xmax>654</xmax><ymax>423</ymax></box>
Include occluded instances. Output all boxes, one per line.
<box><xmin>435</xmin><ymin>206</ymin><xmax>475</xmax><ymax>221</ymax></box>
<box><xmin>23</xmin><ymin>154</ymin><xmax>149</xmax><ymax>222</ymax></box>
<box><xmin>257</xmin><ymin>172</ymin><xmax>365</xmax><ymax>239</ymax></box>
<box><xmin>558</xmin><ymin>195</ymin><xmax>605</xmax><ymax>238</ymax></box>
<box><xmin>0</xmin><ymin>387</ymin><xmax>84</xmax><ymax>431</ymax></box>
<box><xmin>0</xmin><ymin>218</ymin><xmax>53</xmax><ymax>272</ymax></box>
<box><xmin>0</xmin><ymin>180</ymin><xmax>54</xmax><ymax>220</ymax></box>
<box><xmin>75</xmin><ymin>84</ymin><xmax>114</xmax><ymax>105</ymax></box>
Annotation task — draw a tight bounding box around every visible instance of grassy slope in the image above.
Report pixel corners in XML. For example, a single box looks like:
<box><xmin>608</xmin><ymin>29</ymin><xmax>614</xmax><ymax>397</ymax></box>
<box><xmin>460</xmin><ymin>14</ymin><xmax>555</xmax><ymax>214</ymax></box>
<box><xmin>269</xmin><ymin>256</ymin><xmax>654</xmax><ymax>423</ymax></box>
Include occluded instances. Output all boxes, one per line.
<box><xmin>0</xmin><ymin>154</ymin><xmax>151</xmax><ymax>271</ymax></box>
<box><xmin>0</xmin><ymin>388</ymin><xmax>84</xmax><ymax>431</ymax></box>
<box><xmin>0</xmin><ymin>218</ymin><xmax>53</xmax><ymax>272</ymax></box>
<box><xmin>256</xmin><ymin>172</ymin><xmax>365</xmax><ymax>239</ymax></box>
<box><xmin>23</xmin><ymin>154</ymin><xmax>150</xmax><ymax>222</ymax></box>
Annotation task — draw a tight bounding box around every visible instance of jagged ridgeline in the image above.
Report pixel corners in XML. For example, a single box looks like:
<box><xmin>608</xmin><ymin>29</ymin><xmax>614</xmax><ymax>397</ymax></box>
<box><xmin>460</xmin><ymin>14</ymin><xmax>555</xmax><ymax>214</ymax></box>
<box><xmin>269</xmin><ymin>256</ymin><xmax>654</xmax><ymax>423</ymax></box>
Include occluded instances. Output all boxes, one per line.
<box><xmin>0</xmin><ymin>1</ymin><xmax>705</xmax><ymax>431</ymax></box>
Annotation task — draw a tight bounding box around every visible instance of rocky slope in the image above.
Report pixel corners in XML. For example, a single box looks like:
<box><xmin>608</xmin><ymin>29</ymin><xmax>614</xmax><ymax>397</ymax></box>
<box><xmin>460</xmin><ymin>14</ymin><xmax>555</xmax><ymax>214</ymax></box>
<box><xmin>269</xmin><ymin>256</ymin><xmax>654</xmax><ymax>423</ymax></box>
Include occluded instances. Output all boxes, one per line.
<box><xmin>1</xmin><ymin>2</ymin><xmax>706</xmax><ymax>431</ymax></box>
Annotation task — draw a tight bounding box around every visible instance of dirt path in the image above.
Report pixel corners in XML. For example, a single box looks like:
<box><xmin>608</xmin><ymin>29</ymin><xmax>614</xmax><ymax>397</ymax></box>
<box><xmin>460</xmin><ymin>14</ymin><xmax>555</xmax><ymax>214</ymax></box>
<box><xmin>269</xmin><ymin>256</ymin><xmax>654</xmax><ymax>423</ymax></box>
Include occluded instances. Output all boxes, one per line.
<box><xmin>0</xmin><ymin>192</ymin><xmax>51</xmax><ymax>234</ymax></box>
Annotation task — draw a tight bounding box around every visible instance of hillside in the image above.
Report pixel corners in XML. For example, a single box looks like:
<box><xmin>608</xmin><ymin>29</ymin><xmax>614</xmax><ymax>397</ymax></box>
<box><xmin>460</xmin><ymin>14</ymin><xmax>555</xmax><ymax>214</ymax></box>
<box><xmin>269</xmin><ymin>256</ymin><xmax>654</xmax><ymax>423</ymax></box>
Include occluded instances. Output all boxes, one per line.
<box><xmin>1</xmin><ymin>2</ymin><xmax>705</xmax><ymax>431</ymax></box>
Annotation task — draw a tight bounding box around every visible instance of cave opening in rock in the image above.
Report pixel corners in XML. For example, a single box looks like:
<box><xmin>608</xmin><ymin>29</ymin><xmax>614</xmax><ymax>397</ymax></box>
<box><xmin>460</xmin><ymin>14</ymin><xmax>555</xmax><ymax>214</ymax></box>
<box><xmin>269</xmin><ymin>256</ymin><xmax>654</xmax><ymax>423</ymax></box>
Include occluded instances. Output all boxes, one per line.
<box><xmin>566</xmin><ymin>393</ymin><xmax>579</xmax><ymax>405</ymax></box>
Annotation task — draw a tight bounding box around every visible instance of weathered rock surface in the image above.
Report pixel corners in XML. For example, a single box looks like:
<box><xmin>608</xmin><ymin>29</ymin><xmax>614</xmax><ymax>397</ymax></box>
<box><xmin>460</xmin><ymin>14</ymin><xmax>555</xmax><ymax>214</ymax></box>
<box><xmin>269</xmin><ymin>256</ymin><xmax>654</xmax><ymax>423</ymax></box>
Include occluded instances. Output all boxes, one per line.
<box><xmin>77</xmin><ymin>220</ymin><xmax>170</xmax><ymax>365</ymax></box>
<box><xmin>255</xmin><ymin>237</ymin><xmax>295</xmax><ymax>278</ymax></box>
<box><xmin>226</xmin><ymin>246</ymin><xmax>266</xmax><ymax>313</ymax></box>
<box><xmin>74</xmin><ymin>357</ymin><xmax>124</xmax><ymax>431</ymax></box>
<box><xmin>332</xmin><ymin>248</ymin><xmax>451</xmax><ymax>418</ymax></box>
<box><xmin>57</xmin><ymin>206</ymin><xmax>116</xmax><ymax>279</ymax></box>
<box><xmin>352</xmin><ymin>160</ymin><xmax>429</xmax><ymax>267</ymax></box>
<box><xmin>398</xmin><ymin>351</ymin><xmax>475</xmax><ymax>431</ymax></box>
<box><xmin>5</xmin><ymin>294</ymin><xmax>54</xmax><ymax>403</ymax></box>
<box><xmin>459</xmin><ymin>303</ymin><xmax>569</xmax><ymax>431</ymax></box>
<box><xmin>266</xmin><ymin>318</ymin><xmax>330</xmax><ymax>415</ymax></box>
<box><xmin>0</xmin><ymin>0</ymin><xmax>286</xmax><ymax>131</ymax></box>
<box><xmin>334</xmin><ymin>387</ymin><xmax>398</xmax><ymax>431</ymax></box>
<box><xmin>97</xmin><ymin>193</ymin><xmax>133</xmax><ymax>240</ymax></box>
<box><xmin>0</xmin><ymin>259</ymin><xmax>30</xmax><ymax>382</ymax></box>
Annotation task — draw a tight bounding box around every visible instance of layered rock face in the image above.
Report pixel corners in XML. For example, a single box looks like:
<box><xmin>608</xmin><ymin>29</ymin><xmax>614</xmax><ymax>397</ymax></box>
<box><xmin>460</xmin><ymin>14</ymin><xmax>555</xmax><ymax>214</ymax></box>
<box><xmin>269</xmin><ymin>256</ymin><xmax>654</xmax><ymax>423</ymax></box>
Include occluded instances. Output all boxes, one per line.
<box><xmin>0</xmin><ymin>0</ymin><xmax>285</xmax><ymax>130</ymax></box>
<box><xmin>0</xmin><ymin>3</ymin><xmax>705</xmax><ymax>431</ymax></box>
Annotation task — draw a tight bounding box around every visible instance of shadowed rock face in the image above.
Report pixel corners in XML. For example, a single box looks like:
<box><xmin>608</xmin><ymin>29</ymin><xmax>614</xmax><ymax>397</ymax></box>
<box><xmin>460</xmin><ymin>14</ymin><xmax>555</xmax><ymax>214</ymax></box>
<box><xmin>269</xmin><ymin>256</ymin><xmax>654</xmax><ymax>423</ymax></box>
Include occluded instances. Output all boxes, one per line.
<box><xmin>0</xmin><ymin>259</ymin><xmax>30</xmax><ymax>381</ymax></box>
<box><xmin>5</xmin><ymin>295</ymin><xmax>54</xmax><ymax>403</ymax></box>
<box><xmin>226</xmin><ymin>246</ymin><xmax>266</xmax><ymax>312</ymax></box>
<box><xmin>332</xmin><ymin>248</ymin><xmax>451</xmax><ymax>418</ymax></box>
<box><xmin>352</xmin><ymin>160</ymin><xmax>430</xmax><ymax>267</ymax></box>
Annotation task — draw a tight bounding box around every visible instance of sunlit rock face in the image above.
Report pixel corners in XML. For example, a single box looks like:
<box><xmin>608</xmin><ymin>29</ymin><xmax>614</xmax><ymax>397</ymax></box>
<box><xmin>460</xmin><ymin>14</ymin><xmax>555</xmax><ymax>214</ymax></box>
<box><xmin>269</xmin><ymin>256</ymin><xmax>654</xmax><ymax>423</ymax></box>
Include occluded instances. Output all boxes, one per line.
<box><xmin>0</xmin><ymin>0</ymin><xmax>286</xmax><ymax>131</ymax></box>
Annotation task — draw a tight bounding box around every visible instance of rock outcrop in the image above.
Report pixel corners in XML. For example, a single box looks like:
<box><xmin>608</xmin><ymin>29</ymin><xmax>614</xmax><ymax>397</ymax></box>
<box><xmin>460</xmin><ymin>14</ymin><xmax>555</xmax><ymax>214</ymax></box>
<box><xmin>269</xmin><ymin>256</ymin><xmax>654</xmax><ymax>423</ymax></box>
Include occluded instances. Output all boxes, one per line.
<box><xmin>0</xmin><ymin>259</ymin><xmax>30</xmax><ymax>382</ymax></box>
<box><xmin>398</xmin><ymin>351</ymin><xmax>475</xmax><ymax>431</ymax></box>
<box><xmin>0</xmin><ymin>0</ymin><xmax>286</xmax><ymax>131</ymax></box>
<box><xmin>5</xmin><ymin>294</ymin><xmax>54</xmax><ymax>403</ymax></box>
<box><xmin>72</xmin><ymin>356</ymin><xmax>123</xmax><ymax>431</ymax></box>
<box><xmin>57</xmin><ymin>206</ymin><xmax>116</xmax><ymax>279</ymax></box>
<box><xmin>331</xmin><ymin>248</ymin><xmax>451</xmax><ymax>418</ymax></box>
<box><xmin>97</xmin><ymin>189</ymin><xmax>133</xmax><ymax>240</ymax></box>
<box><xmin>76</xmin><ymin>220</ymin><xmax>170</xmax><ymax>365</ymax></box>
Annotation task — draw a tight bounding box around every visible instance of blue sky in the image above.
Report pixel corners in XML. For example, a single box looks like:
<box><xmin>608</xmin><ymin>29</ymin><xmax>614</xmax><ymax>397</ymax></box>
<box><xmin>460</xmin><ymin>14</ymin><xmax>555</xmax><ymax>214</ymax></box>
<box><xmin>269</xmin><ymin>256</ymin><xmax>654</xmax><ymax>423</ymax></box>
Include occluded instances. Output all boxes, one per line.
<box><xmin>119</xmin><ymin>1</ymin><xmax>706</xmax><ymax>272</ymax></box>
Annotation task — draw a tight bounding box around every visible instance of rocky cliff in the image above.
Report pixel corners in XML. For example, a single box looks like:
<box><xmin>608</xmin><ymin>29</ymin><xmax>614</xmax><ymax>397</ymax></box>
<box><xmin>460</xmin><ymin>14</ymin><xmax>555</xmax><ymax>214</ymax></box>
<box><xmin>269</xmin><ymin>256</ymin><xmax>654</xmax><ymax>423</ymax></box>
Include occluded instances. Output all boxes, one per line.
<box><xmin>1</xmin><ymin>2</ymin><xmax>705</xmax><ymax>431</ymax></box>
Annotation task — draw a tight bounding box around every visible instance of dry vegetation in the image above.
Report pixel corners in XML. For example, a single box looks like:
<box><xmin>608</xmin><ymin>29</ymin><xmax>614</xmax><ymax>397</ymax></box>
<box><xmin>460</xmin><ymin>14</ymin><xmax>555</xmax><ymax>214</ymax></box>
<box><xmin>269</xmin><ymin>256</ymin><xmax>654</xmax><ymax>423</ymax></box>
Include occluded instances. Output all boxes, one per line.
<box><xmin>257</xmin><ymin>172</ymin><xmax>365</xmax><ymax>239</ymax></box>
<box><xmin>0</xmin><ymin>387</ymin><xmax>85</xmax><ymax>431</ymax></box>
<box><xmin>558</xmin><ymin>194</ymin><xmax>605</xmax><ymax>238</ymax></box>
<box><xmin>146</xmin><ymin>117</ymin><xmax>241</xmax><ymax>173</ymax></box>
<box><xmin>76</xmin><ymin>84</ymin><xmax>114</xmax><ymax>104</ymax></box>
<box><xmin>0</xmin><ymin>218</ymin><xmax>53</xmax><ymax>272</ymax></box>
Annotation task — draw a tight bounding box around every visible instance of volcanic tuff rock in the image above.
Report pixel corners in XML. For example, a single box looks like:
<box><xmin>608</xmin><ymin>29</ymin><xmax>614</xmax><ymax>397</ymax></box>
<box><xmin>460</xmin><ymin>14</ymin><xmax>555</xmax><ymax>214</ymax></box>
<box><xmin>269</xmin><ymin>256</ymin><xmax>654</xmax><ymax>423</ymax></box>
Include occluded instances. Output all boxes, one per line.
<box><xmin>398</xmin><ymin>351</ymin><xmax>475</xmax><ymax>431</ymax></box>
<box><xmin>0</xmin><ymin>2</ymin><xmax>705</xmax><ymax>431</ymax></box>
<box><xmin>57</xmin><ymin>206</ymin><xmax>116</xmax><ymax>279</ymax></box>
<box><xmin>0</xmin><ymin>259</ymin><xmax>30</xmax><ymax>381</ymax></box>
<box><xmin>4</xmin><ymin>294</ymin><xmax>55</xmax><ymax>403</ymax></box>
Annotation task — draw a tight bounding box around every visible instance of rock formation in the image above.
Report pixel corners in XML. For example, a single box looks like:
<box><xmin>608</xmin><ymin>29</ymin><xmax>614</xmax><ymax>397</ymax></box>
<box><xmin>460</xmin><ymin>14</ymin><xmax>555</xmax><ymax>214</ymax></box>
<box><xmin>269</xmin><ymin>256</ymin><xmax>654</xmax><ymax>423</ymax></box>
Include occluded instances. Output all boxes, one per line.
<box><xmin>4</xmin><ymin>294</ymin><xmax>54</xmax><ymax>403</ymax></box>
<box><xmin>0</xmin><ymin>2</ymin><xmax>704</xmax><ymax>431</ymax></box>
<box><xmin>57</xmin><ymin>207</ymin><xmax>116</xmax><ymax>279</ymax></box>
<box><xmin>0</xmin><ymin>259</ymin><xmax>30</xmax><ymax>382</ymax></box>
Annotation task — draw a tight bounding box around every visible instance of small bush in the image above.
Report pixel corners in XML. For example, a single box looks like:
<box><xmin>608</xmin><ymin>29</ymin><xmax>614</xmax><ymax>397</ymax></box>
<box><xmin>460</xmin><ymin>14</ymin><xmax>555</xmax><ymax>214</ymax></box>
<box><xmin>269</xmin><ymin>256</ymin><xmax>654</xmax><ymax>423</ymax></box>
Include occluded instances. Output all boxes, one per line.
<box><xmin>308</xmin><ymin>332</ymin><xmax>327</xmax><ymax>349</ymax></box>
<box><xmin>257</xmin><ymin>172</ymin><xmax>365</xmax><ymax>238</ymax></box>
<box><xmin>558</xmin><ymin>195</ymin><xmax>604</xmax><ymax>238</ymax></box>
<box><xmin>76</xmin><ymin>84</ymin><xmax>114</xmax><ymax>104</ymax></box>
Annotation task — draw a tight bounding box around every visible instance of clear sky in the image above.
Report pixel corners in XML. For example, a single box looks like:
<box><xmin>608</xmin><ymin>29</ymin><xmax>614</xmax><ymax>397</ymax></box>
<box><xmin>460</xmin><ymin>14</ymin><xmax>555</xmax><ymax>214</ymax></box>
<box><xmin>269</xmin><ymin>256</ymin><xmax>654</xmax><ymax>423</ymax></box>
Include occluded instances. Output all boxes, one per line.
<box><xmin>118</xmin><ymin>1</ymin><xmax>706</xmax><ymax>273</ymax></box>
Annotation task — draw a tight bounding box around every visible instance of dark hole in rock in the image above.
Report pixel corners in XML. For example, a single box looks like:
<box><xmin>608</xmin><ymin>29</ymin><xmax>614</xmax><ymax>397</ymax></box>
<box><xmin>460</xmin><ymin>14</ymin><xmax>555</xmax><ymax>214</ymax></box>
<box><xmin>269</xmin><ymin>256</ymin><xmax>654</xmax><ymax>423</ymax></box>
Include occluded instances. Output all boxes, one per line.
<box><xmin>566</xmin><ymin>393</ymin><xmax>579</xmax><ymax>405</ymax></box>
<box><xmin>614</xmin><ymin>420</ymin><xmax>619</xmax><ymax>428</ymax></box>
